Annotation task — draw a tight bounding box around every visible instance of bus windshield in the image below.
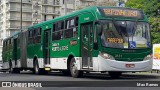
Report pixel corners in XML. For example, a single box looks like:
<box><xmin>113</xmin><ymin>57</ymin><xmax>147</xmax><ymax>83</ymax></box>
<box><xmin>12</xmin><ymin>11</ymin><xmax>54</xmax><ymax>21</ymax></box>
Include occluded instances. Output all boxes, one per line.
<box><xmin>100</xmin><ymin>20</ymin><xmax>151</xmax><ymax>49</ymax></box>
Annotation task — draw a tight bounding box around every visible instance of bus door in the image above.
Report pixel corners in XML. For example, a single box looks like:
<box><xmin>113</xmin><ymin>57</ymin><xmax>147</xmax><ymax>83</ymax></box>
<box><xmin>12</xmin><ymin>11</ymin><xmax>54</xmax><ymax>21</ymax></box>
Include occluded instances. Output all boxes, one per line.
<box><xmin>81</xmin><ymin>22</ymin><xmax>93</xmax><ymax>69</ymax></box>
<box><xmin>43</xmin><ymin>29</ymin><xmax>51</xmax><ymax>65</ymax></box>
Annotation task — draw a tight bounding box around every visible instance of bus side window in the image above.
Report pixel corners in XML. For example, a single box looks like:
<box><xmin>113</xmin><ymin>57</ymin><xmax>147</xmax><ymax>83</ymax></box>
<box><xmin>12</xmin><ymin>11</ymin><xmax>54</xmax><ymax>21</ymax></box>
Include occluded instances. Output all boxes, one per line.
<box><xmin>64</xmin><ymin>28</ymin><xmax>73</xmax><ymax>38</ymax></box>
<box><xmin>52</xmin><ymin>24</ymin><xmax>55</xmax><ymax>41</ymax></box>
<box><xmin>6</xmin><ymin>40</ymin><xmax>8</xmax><ymax>50</ymax></box>
<box><xmin>37</xmin><ymin>28</ymin><xmax>42</xmax><ymax>43</ymax></box>
<box><xmin>73</xmin><ymin>27</ymin><xmax>78</xmax><ymax>37</ymax></box>
<box><xmin>57</xmin><ymin>21</ymin><xmax>64</xmax><ymax>30</ymax></box>
<box><xmin>30</xmin><ymin>30</ymin><xmax>33</xmax><ymax>44</ymax></box>
<box><xmin>28</xmin><ymin>31</ymin><xmax>30</xmax><ymax>44</ymax></box>
<box><xmin>8</xmin><ymin>39</ymin><xmax>11</xmax><ymax>50</ymax></box>
<box><xmin>3</xmin><ymin>41</ymin><xmax>5</xmax><ymax>51</ymax></box>
<box><xmin>64</xmin><ymin>16</ymin><xmax>79</xmax><ymax>38</ymax></box>
<box><xmin>11</xmin><ymin>39</ymin><xmax>13</xmax><ymax>46</ymax></box>
<box><xmin>73</xmin><ymin>17</ymin><xmax>78</xmax><ymax>37</ymax></box>
<box><xmin>75</xmin><ymin>17</ymin><xmax>78</xmax><ymax>26</ymax></box>
<box><xmin>35</xmin><ymin>28</ymin><xmax>38</xmax><ymax>44</ymax></box>
<box><xmin>34</xmin><ymin>28</ymin><xmax>41</xmax><ymax>44</ymax></box>
<box><xmin>33</xmin><ymin>29</ymin><xmax>37</xmax><ymax>44</ymax></box>
<box><xmin>52</xmin><ymin>21</ymin><xmax>64</xmax><ymax>41</ymax></box>
<box><xmin>65</xmin><ymin>20</ymin><xmax>69</xmax><ymax>29</ymax></box>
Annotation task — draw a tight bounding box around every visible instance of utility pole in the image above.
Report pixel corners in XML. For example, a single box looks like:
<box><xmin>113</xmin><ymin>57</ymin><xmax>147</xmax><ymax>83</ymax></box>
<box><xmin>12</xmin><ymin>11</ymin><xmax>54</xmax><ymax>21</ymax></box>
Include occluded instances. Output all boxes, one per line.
<box><xmin>74</xmin><ymin>0</ymin><xmax>76</xmax><ymax>11</ymax></box>
<box><xmin>20</xmin><ymin>0</ymin><xmax>22</xmax><ymax>32</ymax></box>
<box><xmin>64</xmin><ymin>0</ymin><xmax>67</xmax><ymax>15</ymax></box>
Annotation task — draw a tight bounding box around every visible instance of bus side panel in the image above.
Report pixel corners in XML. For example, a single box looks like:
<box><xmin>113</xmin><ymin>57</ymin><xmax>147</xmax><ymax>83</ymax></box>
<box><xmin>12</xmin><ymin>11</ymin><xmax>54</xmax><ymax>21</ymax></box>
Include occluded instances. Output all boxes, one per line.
<box><xmin>50</xmin><ymin>18</ymin><xmax>80</xmax><ymax>70</ymax></box>
<box><xmin>17</xmin><ymin>36</ymin><xmax>21</xmax><ymax>68</ymax></box>
<box><xmin>20</xmin><ymin>31</ymin><xmax>27</xmax><ymax>68</ymax></box>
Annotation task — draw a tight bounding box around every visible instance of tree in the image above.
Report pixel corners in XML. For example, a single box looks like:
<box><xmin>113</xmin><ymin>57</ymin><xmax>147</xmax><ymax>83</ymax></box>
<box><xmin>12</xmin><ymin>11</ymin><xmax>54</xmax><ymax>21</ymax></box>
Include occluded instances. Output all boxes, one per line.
<box><xmin>126</xmin><ymin>0</ymin><xmax>160</xmax><ymax>43</ymax></box>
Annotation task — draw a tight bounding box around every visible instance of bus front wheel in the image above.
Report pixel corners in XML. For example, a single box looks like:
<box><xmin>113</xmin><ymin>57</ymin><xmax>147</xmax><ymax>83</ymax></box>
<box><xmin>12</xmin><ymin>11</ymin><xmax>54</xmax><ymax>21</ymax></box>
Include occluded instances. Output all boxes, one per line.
<box><xmin>108</xmin><ymin>71</ymin><xmax>122</xmax><ymax>79</ymax></box>
<box><xmin>70</xmin><ymin>58</ymin><xmax>83</xmax><ymax>78</ymax></box>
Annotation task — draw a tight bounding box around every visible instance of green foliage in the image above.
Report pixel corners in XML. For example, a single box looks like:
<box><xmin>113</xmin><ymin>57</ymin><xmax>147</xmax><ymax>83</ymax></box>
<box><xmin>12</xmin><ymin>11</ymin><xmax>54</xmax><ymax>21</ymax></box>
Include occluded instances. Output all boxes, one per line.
<box><xmin>126</xmin><ymin>0</ymin><xmax>160</xmax><ymax>44</ymax></box>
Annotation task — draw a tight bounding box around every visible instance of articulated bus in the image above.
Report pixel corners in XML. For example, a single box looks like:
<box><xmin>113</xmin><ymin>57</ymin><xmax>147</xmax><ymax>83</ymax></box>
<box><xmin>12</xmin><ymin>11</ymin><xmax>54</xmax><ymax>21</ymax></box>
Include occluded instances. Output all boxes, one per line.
<box><xmin>2</xmin><ymin>6</ymin><xmax>152</xmax><ymax>78</ymax></box>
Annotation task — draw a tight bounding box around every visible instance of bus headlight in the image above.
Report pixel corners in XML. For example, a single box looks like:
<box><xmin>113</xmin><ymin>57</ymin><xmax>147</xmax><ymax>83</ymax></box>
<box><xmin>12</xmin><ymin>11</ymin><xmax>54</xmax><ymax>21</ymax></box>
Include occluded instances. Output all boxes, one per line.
<box><xmin>143</xmin><ymin>54</ymin><xmax>152</xmax><ymax>61</ymax></box>
<box><xmin>99</xmin><ymin>52</ymin><xmax>115</xmax><ymax>60</ymax></box>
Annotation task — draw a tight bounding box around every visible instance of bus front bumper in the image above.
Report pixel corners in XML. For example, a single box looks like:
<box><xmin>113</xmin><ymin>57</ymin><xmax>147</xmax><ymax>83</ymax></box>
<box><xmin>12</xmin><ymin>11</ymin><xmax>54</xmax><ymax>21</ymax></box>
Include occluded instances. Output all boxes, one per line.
<box><xmin>97</xmin><ymin>55</ymin><xmax>152</xmax><ymax>72</ymax></box>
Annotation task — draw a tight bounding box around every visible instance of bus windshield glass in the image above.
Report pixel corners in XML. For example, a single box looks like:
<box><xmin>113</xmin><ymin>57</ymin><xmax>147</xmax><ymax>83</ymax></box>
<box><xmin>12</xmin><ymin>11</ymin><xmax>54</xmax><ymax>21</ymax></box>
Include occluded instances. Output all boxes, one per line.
<box><xmin>100</xmin><ymin>20</ymin><xmax>151</xmax><ymax>49</ymax></box>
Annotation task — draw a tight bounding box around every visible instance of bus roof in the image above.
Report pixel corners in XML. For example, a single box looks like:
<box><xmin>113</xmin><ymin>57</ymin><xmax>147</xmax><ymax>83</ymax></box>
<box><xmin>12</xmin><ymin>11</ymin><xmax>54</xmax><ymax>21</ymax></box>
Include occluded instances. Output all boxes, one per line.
<box><xmin>3</xmin><ymin>32</ymin><xmax>20</xmax><ymax>41</ymax></box>
<box><xmin>28</xmin><ymin>6</ymin><xmax>98</xmax><ymax>29</ymax></box>
<box><xmin>29</xmin><ymin>6</ymin><xmax>145</xmax><ymax>29</ymax></box>
<box><xmin>3</xmin><ymin>6</ymin><xmax>146</xmax><ymax>42</ymax></box>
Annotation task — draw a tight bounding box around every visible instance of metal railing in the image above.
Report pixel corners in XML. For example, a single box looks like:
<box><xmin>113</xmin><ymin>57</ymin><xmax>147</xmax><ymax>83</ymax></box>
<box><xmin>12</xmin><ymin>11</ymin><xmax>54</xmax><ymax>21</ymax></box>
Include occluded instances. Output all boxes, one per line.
<box><xmin>80</xmin><ymin>0</ymin><xmax>95</xmax><ymax>1</ymax></box>
<box><xmin>42</xmin><ymin>1</ymin><xmax>60</xmax><ymax>6</ymax></box>
<box><xmin>7</xmin><ymin>17</ymin><xmax>32</xmax><ymax>21</ymax></box>
<box><xmin>8</xmin><ymin>7</ymin><xmax>20</xmax><ymax>11</ymax></box>
<box><xmin>22</xmin><ymin>0</ymin><xmax>31</xmax><ymax>4</ymax></box>
<box><xmin>6</xmin><ymin>0</ymin><xmax>31</xmax><ymax>3</ymax></box>
<box><xmin>7</xmin><ymin>17</ymin><xmax>20</xmax><ymax>20</ymax></box>
<box><xmin>22</xmin><ymin>8</ymin><xmax>32</xmax><ymax>12</ymax></box>
<box><xmin>6</xmin><ymin>0</ymin><xmax>21</xmax><ymax>3</ymax></box>
<box><xmin>42</xmin><ymin>10</ymin><xmax>60</xmax><ymax>15</ymax></box>
<box><xmin>22</xmin><ymin>17</ymin><xmax>32</xmax><ymax>21</ymax></box>
<box><xmin>7</xmin><ymin>25</ymin><xmax>29</xmax><ymax>30</ymax></box>
<box><xmin>8</xmin><ymin>7</ymin><xmax>32</xmax><ymax>12</ymax></box>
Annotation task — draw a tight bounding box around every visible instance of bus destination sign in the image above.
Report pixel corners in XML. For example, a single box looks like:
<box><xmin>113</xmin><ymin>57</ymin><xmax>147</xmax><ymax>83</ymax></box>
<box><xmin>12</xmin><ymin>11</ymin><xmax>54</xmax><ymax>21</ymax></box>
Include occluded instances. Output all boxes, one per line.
<box><xmin>98</xmin><ymin>7</ymin><xmax>144</xmax><ymax>19</ymax></box>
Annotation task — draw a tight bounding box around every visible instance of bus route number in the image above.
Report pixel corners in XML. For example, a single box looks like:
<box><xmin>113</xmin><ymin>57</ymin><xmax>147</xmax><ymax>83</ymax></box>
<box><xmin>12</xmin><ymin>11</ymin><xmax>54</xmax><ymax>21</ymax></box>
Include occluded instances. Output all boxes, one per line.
<box><xmin>107</xmin><ymin>38</ymin><xmax>123</xmax><ymax>43</ymax></box>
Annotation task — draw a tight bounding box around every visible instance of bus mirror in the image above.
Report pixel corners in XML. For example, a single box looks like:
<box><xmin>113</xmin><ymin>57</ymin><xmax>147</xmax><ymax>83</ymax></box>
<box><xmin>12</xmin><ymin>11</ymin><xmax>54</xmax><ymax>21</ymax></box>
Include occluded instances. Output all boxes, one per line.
<box><xmin>93</xmin><ymin>43</ymin><xmax>98</xmax><ymax>50</ymax></box>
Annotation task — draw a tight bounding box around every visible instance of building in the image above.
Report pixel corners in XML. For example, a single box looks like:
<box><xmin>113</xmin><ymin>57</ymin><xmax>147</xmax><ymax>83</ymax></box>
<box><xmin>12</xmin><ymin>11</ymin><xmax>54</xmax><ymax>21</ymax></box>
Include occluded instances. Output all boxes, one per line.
<box><xmin>0</xmin><ymin>0</ymin><xmax>62</xmax><ymax>62</ymax></box>
<box><xmin>0</xmin><ymin>0</ymin><xmax>119</xmax><ymax>62</ymax></box>
<box><xmin>61</xmin><ymin>0</ymin><xmax>96</xmax><ymax>15</ymax></box>
<box><xmin>60</xmin><ymin>0</ymin><xmax>119</xmax><ymax>15</ymax></box>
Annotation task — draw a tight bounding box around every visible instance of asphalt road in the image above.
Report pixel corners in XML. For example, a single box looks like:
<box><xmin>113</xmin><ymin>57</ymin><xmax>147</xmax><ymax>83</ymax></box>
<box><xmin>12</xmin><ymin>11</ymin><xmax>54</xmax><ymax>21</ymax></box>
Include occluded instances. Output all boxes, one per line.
<box><xmin>0</xmin><ymin>71</ymin><xmax>160</xmax><ymax>90</ymax></box>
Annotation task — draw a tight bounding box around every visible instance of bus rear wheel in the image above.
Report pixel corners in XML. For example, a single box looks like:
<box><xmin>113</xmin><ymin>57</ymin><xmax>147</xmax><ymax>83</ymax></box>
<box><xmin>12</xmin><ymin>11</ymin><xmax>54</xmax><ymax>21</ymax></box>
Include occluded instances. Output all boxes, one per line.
<box><xmin>12</xmin><ymin>68</ymin><xmax>20</xmax><ymax>73</ymax></box>
<box><xmin>9</xmin><ymin>61</ymin><xmax>13</xmax><ymax>73</ymax></box>
<box><xmin>9</xmin><ymin>61</ymin><xmax>20</xmax><ymax>73</ymax></box>
<box><xmin>70</xmin><ymin>58</ymin><xmax>83</xmax><ymax>78</ymax></box>
<box><xmin>108</xmin><ymin>71</ymin><xmax>122</xmax><ymax>78</ymax></box>
<box><xmin>33</xmin><ymin>61</ymin><xmax>48</xmax><ymax>75</ymax></box>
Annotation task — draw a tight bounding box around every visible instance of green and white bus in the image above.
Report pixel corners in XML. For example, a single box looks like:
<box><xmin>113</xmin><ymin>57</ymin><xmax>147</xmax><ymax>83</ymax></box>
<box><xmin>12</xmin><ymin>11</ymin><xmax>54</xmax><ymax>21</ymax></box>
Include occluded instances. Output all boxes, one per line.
<box><xmin>2</xmin><ymin>6</ymin><xmax>152</xmax><ymax>78</ymax></box>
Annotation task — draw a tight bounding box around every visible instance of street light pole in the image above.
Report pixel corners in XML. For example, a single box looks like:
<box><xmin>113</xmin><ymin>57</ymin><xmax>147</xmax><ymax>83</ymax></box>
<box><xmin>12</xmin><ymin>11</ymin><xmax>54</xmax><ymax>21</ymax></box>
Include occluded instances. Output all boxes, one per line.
<box><xmin>20</xmin><ymin>0</ymin><xmax>22</xmax><ymax>32</ymax></box>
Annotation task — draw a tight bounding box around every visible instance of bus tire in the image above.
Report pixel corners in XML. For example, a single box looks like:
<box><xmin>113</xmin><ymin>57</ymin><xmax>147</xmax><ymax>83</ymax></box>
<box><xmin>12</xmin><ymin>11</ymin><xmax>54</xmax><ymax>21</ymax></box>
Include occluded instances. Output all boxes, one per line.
<box><xmin>12</xmin><ymin>68</ymin><xmax>20</xmax><ymax>73</ymax></box>
<box><xmin>9</xmin><ymin>60</ymin><xmax>13</xmax><ymax>73</ymax></box>
<box><xmin>109</xmin><ymin>71</ymin><xmax>122</xmax><ymax>79</ymax></box>
<box><xmin>33</xmin><ymin>61</ymin><xmax>40</xmax><ymax>74</ymax></box>
<box><xmin>33</xmin><ymin>61</ymin><xmax>47</xmax><ymax>75</ymax></box>
<box><xmin>70</xmin><ymin>58</ymin><xmax>83</xmax><ymax>78</ymax></box>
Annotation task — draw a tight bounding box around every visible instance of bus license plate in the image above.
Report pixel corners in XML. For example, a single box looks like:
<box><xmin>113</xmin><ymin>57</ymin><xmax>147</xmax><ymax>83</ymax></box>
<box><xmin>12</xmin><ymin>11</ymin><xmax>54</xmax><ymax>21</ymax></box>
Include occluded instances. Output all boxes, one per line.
<box><xmin>125</xmin><ymin>64</ymin><xmax>135</xmax><ymax>68</ymax></box>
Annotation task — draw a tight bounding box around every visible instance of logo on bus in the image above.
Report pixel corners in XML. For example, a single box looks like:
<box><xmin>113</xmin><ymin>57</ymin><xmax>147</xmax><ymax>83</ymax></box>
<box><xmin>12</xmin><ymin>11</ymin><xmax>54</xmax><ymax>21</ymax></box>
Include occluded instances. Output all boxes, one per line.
<box><xmin>70</xmin><ymin>40</ymin><xmax>77</xmax><ymax>45</ymax></box>
<box><xmin>84</xmin><ymin>17</ymin><xmax>90</xmax><ymax>21</ymax></box>
<box><xmin>52</xmin><ymin>43</ymin><xmax>68</xmax><ymax>51</ymax></box>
